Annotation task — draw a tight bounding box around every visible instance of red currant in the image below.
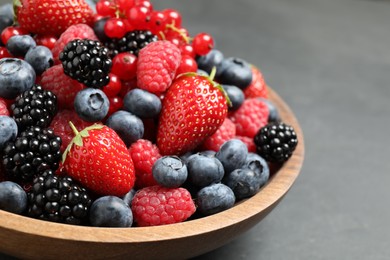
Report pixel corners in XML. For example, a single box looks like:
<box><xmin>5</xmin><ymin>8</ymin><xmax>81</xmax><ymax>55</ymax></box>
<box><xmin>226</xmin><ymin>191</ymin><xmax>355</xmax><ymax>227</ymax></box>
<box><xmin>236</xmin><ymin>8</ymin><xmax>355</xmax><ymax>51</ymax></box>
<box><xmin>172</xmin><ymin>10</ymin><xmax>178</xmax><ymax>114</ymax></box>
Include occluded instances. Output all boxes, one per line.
<box><xmin>176</xmin><ymin>55</ymin><xmax>198</xmax><ymax>76</ymax></box>
<box><xmin>104</xmin><ymin>18</ymin><xmax>127</xmax><ymax>38</ymax></box>
<box><xmin>115</xmin><ymin>0</ymin><xmax>135</xmax><ymax>13</ymax></box>
<box><xmin>34</xmin><ymin>35</ymin><xmax>57</xmax><ymax>50</ymax></box>
<box><xmin>127</xmin><ymin>6</ymin><xmax>150</xmax><ymax>30</ymax></box>
<box><xmin>102</xmin><ymin>73</ymin><xmax>122</xmax><ymax>98</ymax></box>
<box><xmin>1</xmin><ymin>26</ymin><xmax>28</xmax><ymax>45</ymax></box>
<box><xmin>96</xmin><ymin>0</ymin><xmax>117</xmax><ymax>17</ymax></box>
<box><xmin>192</xmin><ymin>32</ymin><xmax>214</xmax><ymax>56</ymax></box>
<box><xmin>107</xmin><ymin>96</ymin><xmax>124</xmax><ymax>117</ymax></box>
<box><xmin>119</xmin><ymin>78</ymin><xmax>137</xmax><ymax>97</ymax></box>
<box><xmin>0</xmin><ymin>47</ymin><xmax>12</xmax><ymax>59</ymax></box>
<box><xmin>135</xmin><ymin>0</ymin><xmax>153</xmax><ymax>11</ymax></box>
<box><xmin>111</xmin><ymin>52</ymin><xmax>137</xmax><ymax>81</ymax></box>
<box><xmin>180</xmin><ymin>44</ymin><xmax>195</xmax><ymax>58</ymax></box>
<box><xmin>148</xmin><ymin>11</ymin><xmax>167</xmax><ymax>34</ymax></box>
<box><xmin>163</xmin><ymin>9</ymin><xmax>182</xmax><ymax>27</ymax></box>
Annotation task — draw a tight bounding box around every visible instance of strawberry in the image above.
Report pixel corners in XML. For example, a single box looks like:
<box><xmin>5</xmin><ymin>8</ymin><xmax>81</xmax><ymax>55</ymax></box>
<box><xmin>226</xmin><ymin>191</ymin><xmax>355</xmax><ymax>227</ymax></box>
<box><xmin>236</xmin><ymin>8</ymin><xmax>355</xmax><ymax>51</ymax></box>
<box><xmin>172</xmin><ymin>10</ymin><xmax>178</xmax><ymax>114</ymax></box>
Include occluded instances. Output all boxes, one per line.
<box><xmin>15</xmin><ymin>0</ymin><xmax>94</xmax><ymax>36</ymax></box>
<box><xmin>157</xmin><ymin>71</ymin><xmax>229</xmax><ymax>155</ymax></box>
<box><xmin>62</xmin><ymin>123</ymin><xmax>135</xmax><ymax>196</ymax></box>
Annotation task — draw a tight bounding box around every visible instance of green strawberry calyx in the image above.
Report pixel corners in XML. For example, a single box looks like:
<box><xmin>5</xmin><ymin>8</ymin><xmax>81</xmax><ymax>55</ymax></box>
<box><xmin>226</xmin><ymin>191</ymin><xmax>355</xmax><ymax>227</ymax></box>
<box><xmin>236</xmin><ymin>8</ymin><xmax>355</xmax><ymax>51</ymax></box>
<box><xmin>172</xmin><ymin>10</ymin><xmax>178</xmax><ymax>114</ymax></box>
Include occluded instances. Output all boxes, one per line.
<box><xmin>62</xmin><ymin>122</ymin><xmax>105</xmax><ymax>163</ymax></box>
<box><xmin>176</xmin><ymin>67</ymin><xmax>232</xmax><ymax>107</ymax></box>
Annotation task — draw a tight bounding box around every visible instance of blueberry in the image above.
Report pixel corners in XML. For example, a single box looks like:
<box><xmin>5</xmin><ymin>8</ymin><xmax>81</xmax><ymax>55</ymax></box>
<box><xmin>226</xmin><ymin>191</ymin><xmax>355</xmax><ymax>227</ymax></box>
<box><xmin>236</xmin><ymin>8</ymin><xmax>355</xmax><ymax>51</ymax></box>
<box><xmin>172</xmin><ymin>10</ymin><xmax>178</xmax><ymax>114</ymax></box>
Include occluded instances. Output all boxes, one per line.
<box><xmin>0</xmin><ymin>181</ymin><xmax>28</xmax><ymax>214</ymax></box>
<box><xmin>216</xmin><ymin>139</ymin><xmax>248</xmax><ymax>174</ymax></box>
<box><xmin>196</xmin><ymin>183</ymin><xmax>235</xmax><ymax>216</ymax></box>
<box><xmin>222</xmin><ymin>84</ymin><xmax>245</xmax><ymax>111</ymax></box>
<box><xmin>24</xmin><ymin>46</ymin><xmax>54</xmax><ymax>75</ymax></box>
<box><xmin>74</xmin><ymin>88</ymin><xmax>109</xmax><ymax>122</ymax></box>
<box><xmin>257</xmin><ymin>98</ymin><xmax>280</xmax><ymax>123</ymax></box>
<box><xmin>122</xmin><ymin>188</ymin><xmax>137</xmax><ymax>207</ymax></box>
<box><xmin>0</xmin><ymin>58</ymin><xmax>36</xmax><ymax>99</ymax></box>
<box><xmin>187</xmin><ymin>153</ymin><xmax>224</xmax><ymax>187</ymax></box>
<box><xmin>105</xmin><ymin>110</ymin><xmax>144</xmax><ymax>147</ymax></box>
<box><xmin>223</xmin><ymin>168</ymin><xmax>263</xmax><ymax>200</ymax></box>
<box><xmin>152</xmin><ymin>156</ymin><xmax>188</xmax><ymax>188</ymax></box>
<box><xmin>89</xmin><ymin>196</ymin><xmax>133</xmax><ymax>227</ymax></box>
<box><xmin>0</xmin><ymin>5</ymin><xmax>14</xmax><ymax>44</ymax></box>
<box><xmin>244</xmin><ymin>152</ymin><xmax>270</xmax><ymax>186</ymax></box>
<box><xmin>6</xmin><ymin>35</ymin><xmax>36</xmax><ymax>57</ymax></box>
<box><xmin>197</xmin><ymin>69</ymin><xmax>209</xmax><ymax>77</ymax></box>
<box><xmin>216</xmin><ymin>57</ymin><xmax>253</xmax><ymax>89</ymax></box>
<box><xmin>93</xmin><ymin>17</ymin><xmax>110</xmax><ymax>43</ymax></box>
<box><xmin>196</xmin><ymin>49</ymin><xmax>224</xmax><ymax>74</ymax></box>
<box><xmin>198</xmin><ymin>150</ymin><xmax>216</xmax><ymax>158</ymax></box>
<box><xmin>123</xmin><ymin>88</ymin><xmax>161</xmax><ymax>119</ymax></box>
<box><xmin>0</xmin><ymin>116</ymin><xmax>17</xmax><ymax>150</ymax></box>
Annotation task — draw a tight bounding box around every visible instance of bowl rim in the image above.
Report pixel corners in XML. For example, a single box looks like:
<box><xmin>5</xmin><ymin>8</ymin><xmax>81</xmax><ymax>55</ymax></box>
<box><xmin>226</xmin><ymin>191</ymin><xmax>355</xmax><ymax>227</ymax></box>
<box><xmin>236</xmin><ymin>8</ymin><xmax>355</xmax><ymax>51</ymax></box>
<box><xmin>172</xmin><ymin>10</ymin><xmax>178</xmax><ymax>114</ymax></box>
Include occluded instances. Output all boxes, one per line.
<box><xmin>0</xmin><ymin>87</ymin><xmax>304</xmax><ymax>244</ymax></box>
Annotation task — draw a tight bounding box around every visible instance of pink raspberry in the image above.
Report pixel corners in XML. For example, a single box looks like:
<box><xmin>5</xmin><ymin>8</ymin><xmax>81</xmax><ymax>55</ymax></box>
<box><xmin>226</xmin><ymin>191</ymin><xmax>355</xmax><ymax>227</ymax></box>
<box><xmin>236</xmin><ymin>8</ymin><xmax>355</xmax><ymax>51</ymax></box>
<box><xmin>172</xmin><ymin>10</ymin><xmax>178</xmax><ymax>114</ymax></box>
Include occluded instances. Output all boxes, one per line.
<box><xmin>51</xmin><ymin>24</ymin><xmax>98</xmax><ymax>64</ymax></box>
<box><xmin>128</xmin><ymin>139</ymin><xmax>161</xmax><ymax>188</ymax></box>
<box><xmin>201</xmin><ymin>118</ymin><xmax>236</xmax><ymax>151</ymax></box>
<box><xmin>131</xmin><ymin>185</ymin><xmax>196</xmax><ymax>226</ymax></box>
<box><xmin>40</xmin><ymin>64</ymin><xmax>85</xmax><ymax>109</ymax></box>
<box><xmin>244</xmin><ymin>66</ymin><xmax>268</xmax><ymax>99</ymax></box>
<box><xmin>235</xmin><ymin>135</ymin><xmax>257</xmax><ymax>153</ymax></box>
<box><xmin>0</xmin><ymin>97</ymin><xmax>9</xmax><ymax>116</ymax></box>
<box><xmin>137</xmin><ymin>40</ymin><xmax>181</xmax><ymax>95</ymax></box>
<box><xmin>50</xmin><ymin>109</ymin><xmax>95</xmax><ymax>152</ymax></box>
<box><xmin>229</xmin><ymin>98</ymin><xmax>269</xmax><ymax>138</ymax></box>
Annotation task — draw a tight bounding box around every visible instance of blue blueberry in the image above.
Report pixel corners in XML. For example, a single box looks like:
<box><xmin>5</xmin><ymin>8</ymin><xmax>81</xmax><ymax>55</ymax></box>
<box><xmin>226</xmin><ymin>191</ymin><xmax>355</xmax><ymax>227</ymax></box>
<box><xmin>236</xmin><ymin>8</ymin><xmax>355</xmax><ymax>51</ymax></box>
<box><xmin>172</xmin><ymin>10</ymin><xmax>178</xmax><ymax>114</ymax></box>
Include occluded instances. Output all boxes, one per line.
<box><xmin>122</xmin><ymin>188</ymin><xmax>137</xmax><ymax>207</ymax></box>
<box><xmin>222</xmin><ymin>84</ymin><xmax>245</xmax><ymax>111</ymax></box>
<box><xmin>0</xmin><ymin>181</ymin><xmax>28</xmax><ymax>214</ymax></box>
<box><xmin>0</xmin><ymin>58</ymin><xmax>36</xmax><ymax>99</ymax></box>
<box><xmin>187</xmin><ymin>153</ymin><xmax>224</xmax><ymax>187</ymax></box>
<box><xmin>74</xmin><ymin>88</ymin><xmax>109</xmax><ymax>122</ymax></box>
<box><xmin>223</xmin><ymin>168</ymin><xmax>263</xmax><ymax>200</ymax></box>
<box><xmin>180</xmin><ymin>151</ymin><xmax>194</xmax><ymax>164</ymax></box>
<box><xmin>244</xmin><ymin>152</ymin><xmax>270</xmax><ymax>186</ymax></box>
<box><xmin>24</xmin><ymin>46</ymin><xmax>53</xmax><ymax>75</ymax></box>
<box><xmin>89</xmin><ymin>196</ymin><xmax>133</xmax><ymax>227</ymax></box>
<box><xmin>216</xmin><ymin>57</ymin><xmax>253</xmax><ymax>89</ymax></box>
<box><xmin>0</xmin><ymin>116</ymin><xmax>17</xmax><ymax>150</ymax></box>
<box><xmin>123</xmin><ymin>88</ymin><xmax>161</xmax><ymax>119</ymax></box>
<box><xmin>216</xmin><ymin>139</ymin><xmax>248</xmax><ymax>174</ymax></box>
<box><xmin>257</xmin><ymin>98</ymin><xmax>280</xmax><ymax>123</ymax></box>
<box><xmin>105</xmin><ymin>110</ymin><xmax>144</xmax><ymax>147</ymax></box>
<box><xmin>196</xmin><ymin>183</ymin><xmax>235</xmax><ymax>216</ymax></box>
<box><xmin>196</xmin><ymin>49</ymin><xmax>224</xmax><ymax>75</ymax></box>
<box><xmin>6</xmin><ymin>35</ymin><xmax>36</xmax><ymax>57</ymax></box>
<box><xmin>152</xmin><ymin>156</ymin><xmax>188</xmax><ymax>188</ymax></box>
<box><xmin>198</xmin><ymin>150</ymin><xmax>216</xmax><ymax>158</ymax></box>
<box><xmin>0</xmin><ymin>4</ymin><xmax>14</xmax><ymax>45</ymax></box>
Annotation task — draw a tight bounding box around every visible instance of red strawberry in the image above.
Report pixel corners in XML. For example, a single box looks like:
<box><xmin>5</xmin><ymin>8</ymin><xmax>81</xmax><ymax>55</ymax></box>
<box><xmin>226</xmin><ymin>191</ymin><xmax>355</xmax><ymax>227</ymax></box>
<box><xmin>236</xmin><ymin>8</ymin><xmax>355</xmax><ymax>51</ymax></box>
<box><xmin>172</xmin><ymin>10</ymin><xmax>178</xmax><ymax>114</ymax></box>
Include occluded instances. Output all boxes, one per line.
<box><xmin>229</xmin><ymin>98</ymin><xmax>269</xmax><ymax>138</ymax></box>
<box><xmin>244</xmin><ymin>66</ymin><xmax>268</xmax><ymax>99</ymax></box>
<box><xmin>128</xmin><ymin>139</ymin><xmax>161</xmax><ymax>188</ymax></box>
<box><xmin>201</xmin><ymin>117</ymin><xmax>236</xmax><ymax>152</ymax></box>
<box><xmin>40</xmin><ymin>64</ymin><xmax>85</xmax><ymax>109</ymax></box>
<box><xmin>157</xmin><ymin>72</ymin><xmax>229</xmax><ymax>155</ymax></box>
<box><xmin>15</xmin><ymin>0</ymin><xmax>94</xmax><ymax>36</ymax></box>
<box><xmin>63</xmin><ymin>123</ymin><xmax>135</xmax><ymax>196</ymax></box>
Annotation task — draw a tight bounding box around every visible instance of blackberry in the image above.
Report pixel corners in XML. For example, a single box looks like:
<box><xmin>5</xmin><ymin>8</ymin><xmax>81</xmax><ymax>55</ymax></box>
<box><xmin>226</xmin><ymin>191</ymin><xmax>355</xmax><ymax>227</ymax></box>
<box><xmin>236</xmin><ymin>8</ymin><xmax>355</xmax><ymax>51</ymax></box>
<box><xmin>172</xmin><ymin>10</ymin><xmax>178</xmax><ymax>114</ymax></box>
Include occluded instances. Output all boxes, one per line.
<box><xmin>27</xmin><ymin>170</ymin><xmax>92</xmax><ymax>225</ymax></box>
<box><xmin>104</xmin><ymin>30</ymin><xmax>158</xmax><ymax>58</ymax></box>
<box><xmin>2</xmin><ymin>126</ymin><xmax>62</xmax><ymax>182</ymax></box>
<box><xmin>59</xmin><ymin>39</ymin><xmax>112</xmax><ymax>88</ymax></box>
<box><xmin>11</xmin><ymin>84</ymin><xmax>57</xmax><ymax>131</ymax></box>
<box><xmin>254</xmin><ymin>122</ymin><xmax>298</xmax><ymax>163</ymax></box>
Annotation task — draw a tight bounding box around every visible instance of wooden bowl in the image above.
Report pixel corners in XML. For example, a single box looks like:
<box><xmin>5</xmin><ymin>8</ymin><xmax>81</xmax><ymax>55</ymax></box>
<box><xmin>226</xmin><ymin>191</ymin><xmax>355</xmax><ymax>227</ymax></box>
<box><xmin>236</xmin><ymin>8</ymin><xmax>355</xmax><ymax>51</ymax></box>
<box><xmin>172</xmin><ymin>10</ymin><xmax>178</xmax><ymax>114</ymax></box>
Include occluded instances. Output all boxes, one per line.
<box><xmin>0</xmin><ymin>88</ymin><xmax>304</xmax><ymax>260</ymax></box>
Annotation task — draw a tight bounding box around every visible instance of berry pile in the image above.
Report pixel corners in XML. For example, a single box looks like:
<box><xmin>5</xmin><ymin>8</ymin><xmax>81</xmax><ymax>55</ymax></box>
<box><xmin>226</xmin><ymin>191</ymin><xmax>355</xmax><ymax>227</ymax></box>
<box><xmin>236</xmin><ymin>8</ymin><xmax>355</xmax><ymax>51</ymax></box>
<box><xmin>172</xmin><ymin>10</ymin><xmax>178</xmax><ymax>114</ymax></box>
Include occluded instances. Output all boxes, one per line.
<box><xmin>0</xmin><ymin>0</ymin><xmax>298</xmax><ymax>228</ymax></box>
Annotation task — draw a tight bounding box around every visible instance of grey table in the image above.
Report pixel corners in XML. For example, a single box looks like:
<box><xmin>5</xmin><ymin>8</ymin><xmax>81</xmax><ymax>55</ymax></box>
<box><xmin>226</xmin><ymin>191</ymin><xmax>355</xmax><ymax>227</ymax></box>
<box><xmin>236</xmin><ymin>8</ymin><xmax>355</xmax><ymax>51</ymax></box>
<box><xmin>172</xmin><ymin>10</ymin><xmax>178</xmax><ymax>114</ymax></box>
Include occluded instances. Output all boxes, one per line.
<box><xmin>1</xmin><ymin>0</ymin><xmax>390</xmax><ymax>259</ymax></box>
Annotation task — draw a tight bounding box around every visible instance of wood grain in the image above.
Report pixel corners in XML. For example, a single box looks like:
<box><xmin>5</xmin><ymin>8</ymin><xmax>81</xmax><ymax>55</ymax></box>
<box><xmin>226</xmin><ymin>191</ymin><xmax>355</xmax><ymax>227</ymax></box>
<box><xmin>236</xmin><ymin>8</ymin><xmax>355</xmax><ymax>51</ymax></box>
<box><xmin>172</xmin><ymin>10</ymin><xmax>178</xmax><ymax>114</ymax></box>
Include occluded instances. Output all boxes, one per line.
<box><xmin>0</xmin><ymin>87</ymin><xmax>304</xmax><ymax>260</ymax></box>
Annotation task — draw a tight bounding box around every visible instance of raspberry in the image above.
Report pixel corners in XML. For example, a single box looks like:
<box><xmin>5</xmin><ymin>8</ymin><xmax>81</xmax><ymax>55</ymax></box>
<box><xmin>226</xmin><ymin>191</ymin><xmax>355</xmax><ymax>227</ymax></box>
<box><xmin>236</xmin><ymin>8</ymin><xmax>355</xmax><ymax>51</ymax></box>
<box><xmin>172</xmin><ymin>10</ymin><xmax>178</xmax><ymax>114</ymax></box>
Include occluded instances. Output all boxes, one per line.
<box><xmin>0</xmin><ymin>97</ymin><xmax>10</xmax><ymax>116</ymax></box>
<box><xmin>235</xmin><ymin>135</ymin><xmax>257</xmax><ymax>153</ymax></box>
<box><xmin>40</xmin><ymin>64</ymin><xmax>85</xmax><ymax>109</ymax></box>
<box><xmin>128</xmin><ymin>139</ymin><xmax>161</xmax><ymax>188</ymax></box>
<box><xmin>137</xmin><ymin>40</ymin><xmax>181</xmax><ymax>95</ymax></box>
<box><xmin>50</xmin><ymin>109</ymin><xmax>95</xmax><ymax>153</ymax></box>
<box><xmin>244</xmin><ymin>66</ymin><xmax>268</xmax><ymax>99</ymax></box>
<box><xmin>201</xmin><ymin>118</ymin><xmax>236</xmax><ymax>152</ymax></box>
<box><xmin>229</xmin><ymin>98</ymin><xmax>269</xmax><ymax>138</ymax></box>
<box><xmin>131</xmin><ymin>185</ymin><xmax>196</xmax><ymax>226</ymax></box>
<box><xmin>51</xmin><ymin>24</ymin><xmax>98</xmax><ymax>64</ymax></box>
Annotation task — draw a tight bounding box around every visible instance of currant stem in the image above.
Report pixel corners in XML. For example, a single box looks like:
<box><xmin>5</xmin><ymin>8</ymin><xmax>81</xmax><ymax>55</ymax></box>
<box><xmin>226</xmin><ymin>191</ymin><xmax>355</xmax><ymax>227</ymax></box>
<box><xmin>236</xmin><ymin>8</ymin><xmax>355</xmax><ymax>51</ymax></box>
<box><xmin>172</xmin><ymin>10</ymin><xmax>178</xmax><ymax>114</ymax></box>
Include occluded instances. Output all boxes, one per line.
<box><xmin>209</xmin><ymin>67</ymin><xmax>217</xmax><ymax>81</ymax></box>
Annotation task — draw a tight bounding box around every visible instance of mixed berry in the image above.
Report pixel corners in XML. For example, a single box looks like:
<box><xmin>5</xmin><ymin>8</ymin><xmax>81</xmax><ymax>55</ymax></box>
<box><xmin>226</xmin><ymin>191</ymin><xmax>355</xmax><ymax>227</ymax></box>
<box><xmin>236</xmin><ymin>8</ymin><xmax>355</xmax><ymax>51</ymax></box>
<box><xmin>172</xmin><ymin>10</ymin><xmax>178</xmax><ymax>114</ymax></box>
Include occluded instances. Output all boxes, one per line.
<box><xmin>0</xmin><ymin>0</ymin><xmax>298</xmax><ymax>228</ymax></box>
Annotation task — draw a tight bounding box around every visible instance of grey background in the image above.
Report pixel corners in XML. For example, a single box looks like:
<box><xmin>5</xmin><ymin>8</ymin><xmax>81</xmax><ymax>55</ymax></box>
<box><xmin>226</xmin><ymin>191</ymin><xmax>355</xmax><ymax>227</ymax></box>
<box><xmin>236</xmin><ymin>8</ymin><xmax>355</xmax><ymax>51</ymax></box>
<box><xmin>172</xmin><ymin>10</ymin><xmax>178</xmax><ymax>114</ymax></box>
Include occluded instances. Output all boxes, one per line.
<box><xmin>1</xmin><ymin>0</ymin><xmax>390</xmax><ymax>259</ymax></box>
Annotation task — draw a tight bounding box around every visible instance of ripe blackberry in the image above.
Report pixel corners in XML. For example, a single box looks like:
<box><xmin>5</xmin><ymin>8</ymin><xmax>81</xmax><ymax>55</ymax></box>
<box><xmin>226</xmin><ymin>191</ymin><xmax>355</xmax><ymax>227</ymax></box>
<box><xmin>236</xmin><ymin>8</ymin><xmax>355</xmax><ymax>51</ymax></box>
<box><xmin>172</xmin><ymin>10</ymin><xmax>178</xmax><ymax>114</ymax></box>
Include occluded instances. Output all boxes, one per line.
<box><xmin>11</xmin><ymin>84</ymin><xmax>57</xmax><ymax>131</ymax></box>
<box><xmin>2</xmin><ymin>126</ymin><xmax>62</xmax><ymax>182</ymax></box>
<box><xmin>254</xmin><ymin>122</ymin><xmax>298</xmax><ymax>163</ymax></box>
<box><xmin>27</xmin><ymin>170</ymin><xmax>92</xmax><ymax>225</ymax></box>
<box><xmin>59</xmin><ymin>39</ymin><xmax>112</xmax><ymax>88</ymax></box>
<box><xmin>104</xmin><ymin>30</ymin><xmax>158</xmax><ymax>58</ymax></box>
